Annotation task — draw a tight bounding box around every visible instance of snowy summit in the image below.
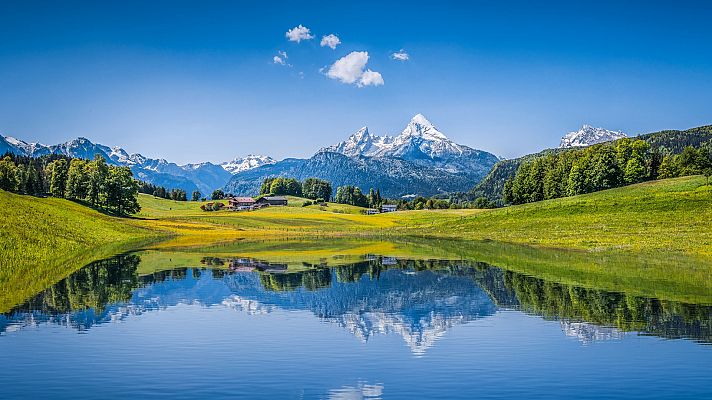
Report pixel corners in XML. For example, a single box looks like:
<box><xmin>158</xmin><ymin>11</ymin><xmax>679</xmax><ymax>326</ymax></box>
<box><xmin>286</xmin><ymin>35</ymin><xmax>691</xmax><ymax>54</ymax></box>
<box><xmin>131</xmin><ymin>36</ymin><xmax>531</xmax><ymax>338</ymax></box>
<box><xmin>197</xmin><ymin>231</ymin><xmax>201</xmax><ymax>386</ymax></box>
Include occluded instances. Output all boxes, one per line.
<box><xmin>322</xmin><ymin>114</ymin><xmax>468</xmax><ymax>160</ymax></box>
<box><xmin>221</xmin><ymin>154</ymin><xmax>276</xmax><ymax>174</ymax></box>
<box><xmin>559</xmin><ymin>125</ymin><xmax>627</xmax><ymax>148</ymax></box>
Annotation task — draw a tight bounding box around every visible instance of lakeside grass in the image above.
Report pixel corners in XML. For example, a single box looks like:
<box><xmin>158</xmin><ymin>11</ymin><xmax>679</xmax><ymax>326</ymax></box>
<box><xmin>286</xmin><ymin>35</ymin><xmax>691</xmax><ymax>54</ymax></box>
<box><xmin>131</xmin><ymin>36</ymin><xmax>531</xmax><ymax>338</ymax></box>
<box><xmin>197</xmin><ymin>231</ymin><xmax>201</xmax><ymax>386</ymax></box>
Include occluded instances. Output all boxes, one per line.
<box><xmin>0</xmin><ymin>190</ymin><xmax>166</xmax><ymax>311</ymax></box>
<box><xmin>1</xmin><ymin>175</ymin><xmax>711</xmax><ymax>311</ymax></box>
<box><xmin>138</xmin><ymin>175</ymin><xmax>712</xmax><ymax>257</ymax></box>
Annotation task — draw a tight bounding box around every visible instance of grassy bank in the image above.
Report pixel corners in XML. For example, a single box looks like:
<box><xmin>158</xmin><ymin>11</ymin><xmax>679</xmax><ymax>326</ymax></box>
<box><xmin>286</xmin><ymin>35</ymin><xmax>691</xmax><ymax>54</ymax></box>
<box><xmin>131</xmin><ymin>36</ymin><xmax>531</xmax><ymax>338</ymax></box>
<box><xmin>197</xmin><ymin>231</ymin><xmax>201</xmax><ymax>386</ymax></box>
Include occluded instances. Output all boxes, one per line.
<box><xmin>140</xmin><ymin>175</ymin><xmax>712</xmax><ymax>257</ymax></box>
<box><xmin>0</xmin><ymin>190</ymin><xmax>167</xmax><ymax>311</ymax></box>
<box><xmin>1</xmin><ymin>175</ymin><xmax>711</xmax><ymax>311</ymax></box>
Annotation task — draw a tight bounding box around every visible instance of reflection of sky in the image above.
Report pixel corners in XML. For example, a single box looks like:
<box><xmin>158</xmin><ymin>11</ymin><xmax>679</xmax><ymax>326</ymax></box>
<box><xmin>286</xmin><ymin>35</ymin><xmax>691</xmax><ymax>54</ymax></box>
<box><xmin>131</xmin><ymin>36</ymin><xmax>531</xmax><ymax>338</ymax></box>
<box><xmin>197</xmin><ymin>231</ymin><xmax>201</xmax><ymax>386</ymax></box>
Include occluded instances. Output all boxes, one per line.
<box><xmin>1</xmin><ymin>302</ymin><xmax>710</xmax><ymax>400</ymax></box>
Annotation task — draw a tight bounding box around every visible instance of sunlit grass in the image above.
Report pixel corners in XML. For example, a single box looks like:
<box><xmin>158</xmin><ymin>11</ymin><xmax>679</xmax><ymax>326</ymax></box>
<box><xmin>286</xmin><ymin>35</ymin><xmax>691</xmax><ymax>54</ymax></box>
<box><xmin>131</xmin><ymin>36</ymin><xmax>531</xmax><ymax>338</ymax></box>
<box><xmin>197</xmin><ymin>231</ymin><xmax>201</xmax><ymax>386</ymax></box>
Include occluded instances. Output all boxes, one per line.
<box><xmin>2</xmin><ymin>175</ymin><xmax>711</xmax><ymax>311</ymax></box>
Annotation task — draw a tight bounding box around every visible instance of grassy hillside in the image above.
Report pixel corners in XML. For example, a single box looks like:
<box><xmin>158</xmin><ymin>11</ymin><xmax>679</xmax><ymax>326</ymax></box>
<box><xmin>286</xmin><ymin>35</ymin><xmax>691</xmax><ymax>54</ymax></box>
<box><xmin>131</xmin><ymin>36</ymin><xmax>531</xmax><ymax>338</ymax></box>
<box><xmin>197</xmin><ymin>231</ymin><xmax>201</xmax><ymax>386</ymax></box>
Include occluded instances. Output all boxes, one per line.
<box><xmin>0</xmin><ymin>190</ymin><xmax>164</xmax><ymax>311</ymax></box>
<box><xmin>2</xmin><ymin>176</ymin><xmax>711</xmax><ymax>311</ymax></box>
<box><xmin>416</xmin><ymin>176</ymin><xmax>712</xmax><ymax>256</ymax></box>
<box><xmin>139</xmin><ymin>176</ymin><xmax>712</xmax><ymax>257</ymax></box>
<box><xmin>472</xmin><ymin>124</ymin><xmax>712</xmax><ymax>202</ymax></box>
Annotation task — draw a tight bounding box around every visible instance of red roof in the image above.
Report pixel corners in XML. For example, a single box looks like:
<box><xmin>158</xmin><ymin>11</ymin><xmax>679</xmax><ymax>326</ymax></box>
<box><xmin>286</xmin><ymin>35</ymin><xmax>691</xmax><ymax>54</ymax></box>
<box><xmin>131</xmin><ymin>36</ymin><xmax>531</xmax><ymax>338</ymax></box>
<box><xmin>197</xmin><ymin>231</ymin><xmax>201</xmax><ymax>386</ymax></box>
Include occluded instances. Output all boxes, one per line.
<box><xmin>232</xmin><ymin>197</ymin><xmax>256</xmax><ymax>203</ymax></box>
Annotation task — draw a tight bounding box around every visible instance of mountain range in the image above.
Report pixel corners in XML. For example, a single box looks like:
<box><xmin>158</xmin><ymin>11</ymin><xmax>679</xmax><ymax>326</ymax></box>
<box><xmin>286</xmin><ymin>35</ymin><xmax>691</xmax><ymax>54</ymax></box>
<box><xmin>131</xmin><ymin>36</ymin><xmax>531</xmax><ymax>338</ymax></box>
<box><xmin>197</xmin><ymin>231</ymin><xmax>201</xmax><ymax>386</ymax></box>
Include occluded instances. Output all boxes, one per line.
<box><xmin>0</xmin><ymin>135</ymin><xmax>274</xmax><ymax>195</ymax></box>
<box><xmin>2</xmin><ymin>118</ymin><xmax>672</xmax><ymax>199</ymax></box>
<box><xmin>224</xmin><ymin>114</ymin><xmax>500</xmax><ymax>197</ymax></box>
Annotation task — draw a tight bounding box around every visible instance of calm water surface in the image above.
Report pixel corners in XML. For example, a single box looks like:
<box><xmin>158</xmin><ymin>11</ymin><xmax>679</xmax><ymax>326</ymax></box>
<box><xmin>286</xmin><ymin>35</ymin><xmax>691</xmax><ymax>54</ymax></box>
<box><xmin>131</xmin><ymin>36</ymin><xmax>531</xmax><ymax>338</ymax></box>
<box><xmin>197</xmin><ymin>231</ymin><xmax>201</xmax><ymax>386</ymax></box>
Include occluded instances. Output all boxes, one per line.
<box><xmin>1</xmin><ymin>251</ymin><xmax>710</xmax><ymax>399</ymax></box>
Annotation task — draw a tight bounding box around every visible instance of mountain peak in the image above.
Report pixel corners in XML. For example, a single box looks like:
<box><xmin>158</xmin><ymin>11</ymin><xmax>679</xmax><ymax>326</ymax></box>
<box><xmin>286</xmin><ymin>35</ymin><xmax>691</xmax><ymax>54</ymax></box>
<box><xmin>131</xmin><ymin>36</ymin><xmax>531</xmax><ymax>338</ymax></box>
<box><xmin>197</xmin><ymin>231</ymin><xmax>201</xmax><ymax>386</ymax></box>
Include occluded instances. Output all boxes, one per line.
<box><xmin>221</xmin><ymin>154</ymin><xmax>276</xmax><ymax>174</ymax></box>
<box><xmin>559</xmin><ymin>125</ymin><xmax>627</xmax><ymax>148</ymax></box>
<box><xmin>410</xmin><ymin>113</ymin><xmax>433</xmax><ymax>127</ymax></box>
<box><xmin>400</xmin><ymin>114</ymin><xmax>447</xmax><ymax>141</ymax></box>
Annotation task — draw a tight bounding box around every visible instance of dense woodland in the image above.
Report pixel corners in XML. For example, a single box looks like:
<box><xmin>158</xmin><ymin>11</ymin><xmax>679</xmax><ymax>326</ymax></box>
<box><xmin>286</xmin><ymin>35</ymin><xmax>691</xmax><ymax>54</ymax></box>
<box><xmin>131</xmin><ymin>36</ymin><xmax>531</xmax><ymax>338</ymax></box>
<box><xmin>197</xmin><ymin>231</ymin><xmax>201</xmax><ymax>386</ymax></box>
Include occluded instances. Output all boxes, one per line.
<box><xmin>0</xmin><ymin>153</ymin><xmax>140</xmax><ymax>215</ymax></box>
<box><xmin>503</xmin><ymin>138</ymin><xmax>712</xmax><ymax>205</ymax></box>
<box><xmin>258</xmin><ymin>177</ymin><xmax>333</xmax><ymax>202</ymax></box>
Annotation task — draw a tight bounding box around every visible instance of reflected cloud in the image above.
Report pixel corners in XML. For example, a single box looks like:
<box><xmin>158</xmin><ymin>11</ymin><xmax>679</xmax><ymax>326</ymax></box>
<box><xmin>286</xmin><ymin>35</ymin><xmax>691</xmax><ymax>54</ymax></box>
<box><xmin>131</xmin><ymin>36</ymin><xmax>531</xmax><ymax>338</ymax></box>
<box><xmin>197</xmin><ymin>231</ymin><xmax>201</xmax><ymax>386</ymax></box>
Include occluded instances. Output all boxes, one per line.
<box><xmin>328</xmin><ymin>381</ymin><xmax>384</xmax><ymax>400</ymax></box>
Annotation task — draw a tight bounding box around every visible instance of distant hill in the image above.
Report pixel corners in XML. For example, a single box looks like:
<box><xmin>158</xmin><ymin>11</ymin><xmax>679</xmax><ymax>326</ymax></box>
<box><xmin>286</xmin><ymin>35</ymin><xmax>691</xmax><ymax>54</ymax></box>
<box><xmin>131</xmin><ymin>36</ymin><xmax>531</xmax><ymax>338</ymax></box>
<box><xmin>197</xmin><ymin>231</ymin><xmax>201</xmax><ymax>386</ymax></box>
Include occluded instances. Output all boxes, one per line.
<box><xmin>470</xmin><ymin>124</ymin><xmax>712</xmax><ymax>202</ymax></box>
<box><xmin>225</xmin><ymin>114</ymin><xmax>499</xmax><ymax>197</ymax></box>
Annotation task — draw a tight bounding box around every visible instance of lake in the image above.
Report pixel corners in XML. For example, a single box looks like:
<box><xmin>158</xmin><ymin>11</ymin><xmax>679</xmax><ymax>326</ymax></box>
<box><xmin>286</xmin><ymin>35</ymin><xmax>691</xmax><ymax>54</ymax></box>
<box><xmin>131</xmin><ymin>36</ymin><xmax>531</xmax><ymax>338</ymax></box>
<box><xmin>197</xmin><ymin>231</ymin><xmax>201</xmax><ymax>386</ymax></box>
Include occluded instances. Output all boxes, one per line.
<box><xmin>1</xmin><ymin>241</ymin><xmax>710</xmax><ymax>399</ymax></box>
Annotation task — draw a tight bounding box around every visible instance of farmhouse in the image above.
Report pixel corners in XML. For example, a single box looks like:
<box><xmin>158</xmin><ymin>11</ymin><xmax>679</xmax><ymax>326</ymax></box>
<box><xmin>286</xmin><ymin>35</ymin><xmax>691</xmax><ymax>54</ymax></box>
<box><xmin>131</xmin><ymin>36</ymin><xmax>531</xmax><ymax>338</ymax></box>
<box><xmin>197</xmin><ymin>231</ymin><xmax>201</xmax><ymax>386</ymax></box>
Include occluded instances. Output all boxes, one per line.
<box><xmin>229</xmin><ymin>197</ymin><xmax>256</xmax><ymax>209</ymax></box>
<box><xmin>256</xmin><ymin>196</ymin><xmax>288</xmax><ymax>206</ymax></box>
<box><xmin>381</xmin><ymin>204</ymin><xmax>397</xmax><ymax>213</ymax></box>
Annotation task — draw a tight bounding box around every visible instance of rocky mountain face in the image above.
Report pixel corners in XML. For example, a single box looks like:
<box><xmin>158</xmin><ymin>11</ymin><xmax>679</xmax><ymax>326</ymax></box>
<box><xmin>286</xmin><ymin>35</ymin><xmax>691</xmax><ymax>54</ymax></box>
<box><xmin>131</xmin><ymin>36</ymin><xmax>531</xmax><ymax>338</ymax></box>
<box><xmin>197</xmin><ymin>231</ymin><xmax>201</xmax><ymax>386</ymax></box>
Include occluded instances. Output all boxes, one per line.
<box><xmin>225</xmin><ymin>114</ymin><xmax>499</xmax><ymax>197</ymax></box>
<box><xmin>559</xmin><ymin>125</ymin><xmax>627</xmax><ymax>148</ymax></box>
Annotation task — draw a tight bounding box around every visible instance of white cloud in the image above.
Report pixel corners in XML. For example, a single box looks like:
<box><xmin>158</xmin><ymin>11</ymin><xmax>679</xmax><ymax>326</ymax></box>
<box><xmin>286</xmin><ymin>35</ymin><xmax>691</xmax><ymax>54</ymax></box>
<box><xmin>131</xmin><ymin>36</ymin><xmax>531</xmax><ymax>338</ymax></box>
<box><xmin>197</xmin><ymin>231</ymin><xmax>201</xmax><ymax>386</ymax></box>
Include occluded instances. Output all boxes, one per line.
<box><xmin>327</xmin><ymin>51</ymin><xmax>369</xmax><ymax>84</ymax></box>
<box><xmin>285</xmin><ymin>25</ymin><xmax>314</xmax><ymax>43</ymax></box>
<box><xmin>272</xmin><ymin>51</ymin><xmax>290</xmax><ymax>66</ymax></box>
<box><xmin>391</xmin><ymin>49</ymin><xmax>409</xmax><ymax>61</ymax></box>
<box><xmin>326</xmin><ymin>51</ymin><xmax>384</xmax><ymax>87</ymax></box>
<box><xmin>320</xmin><ymin>34</ymin><xmax>341</xmax><ymax>49</ymax></box>
<box><xmin>359</xmin><ymin>69</ymin><xmax>384</xmax><ymax>87</ymax></box>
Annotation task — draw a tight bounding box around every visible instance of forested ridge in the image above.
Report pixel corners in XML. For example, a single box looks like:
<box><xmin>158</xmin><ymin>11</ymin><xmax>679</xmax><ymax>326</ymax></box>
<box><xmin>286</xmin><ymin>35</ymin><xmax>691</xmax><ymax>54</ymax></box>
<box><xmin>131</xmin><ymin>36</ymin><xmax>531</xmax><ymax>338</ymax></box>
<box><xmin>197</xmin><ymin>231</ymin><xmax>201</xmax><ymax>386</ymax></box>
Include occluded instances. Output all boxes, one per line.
<box><xmin>471</xmin><ymin>125</ymin><xmax>712</xmax><ymax>204</ymax></box>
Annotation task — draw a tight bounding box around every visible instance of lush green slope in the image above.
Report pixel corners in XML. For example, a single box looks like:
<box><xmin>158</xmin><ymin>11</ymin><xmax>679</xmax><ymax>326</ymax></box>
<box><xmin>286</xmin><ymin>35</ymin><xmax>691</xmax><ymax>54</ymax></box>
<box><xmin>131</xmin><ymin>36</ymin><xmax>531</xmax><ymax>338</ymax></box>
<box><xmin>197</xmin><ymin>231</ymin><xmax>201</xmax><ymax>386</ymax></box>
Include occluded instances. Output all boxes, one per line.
<box><xmin>3</xmin><ymin>176</ymin><xmax>710</xmax><ymax>311</ymax></box>
<box><xmin>416</xmin><ymin>176</ymin><xmax>712</xmax><ymax>256</ymax></box>
<box><xmin>0</xmin><ymin>190</ymin><xmax>164</xmax><ymax>311</ymax></box>
<box><xmin>472</xmin><ymin>124</ymin><xmax>712</xmax><ymax>202</ymax></box>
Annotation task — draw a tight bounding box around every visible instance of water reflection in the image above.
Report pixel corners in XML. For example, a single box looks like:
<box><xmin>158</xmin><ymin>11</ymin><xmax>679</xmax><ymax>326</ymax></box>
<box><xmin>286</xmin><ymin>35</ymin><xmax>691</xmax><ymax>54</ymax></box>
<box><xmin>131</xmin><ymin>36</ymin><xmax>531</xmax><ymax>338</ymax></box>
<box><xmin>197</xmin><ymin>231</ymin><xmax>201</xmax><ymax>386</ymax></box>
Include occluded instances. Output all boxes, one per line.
<box><xmin>2</xmin><ymin>253</ymin><xmax>710</xmax><ymax>349</ymax></box>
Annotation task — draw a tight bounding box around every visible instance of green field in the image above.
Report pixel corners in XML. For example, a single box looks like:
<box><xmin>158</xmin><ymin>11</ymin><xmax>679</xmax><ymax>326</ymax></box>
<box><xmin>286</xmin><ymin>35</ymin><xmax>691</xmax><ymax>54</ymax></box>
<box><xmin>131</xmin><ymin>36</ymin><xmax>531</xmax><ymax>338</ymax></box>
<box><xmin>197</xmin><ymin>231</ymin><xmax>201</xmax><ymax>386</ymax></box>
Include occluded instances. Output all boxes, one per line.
<box><xmin>1</xmin><ymin>175</ymin><xmax>711</xmax><ymax>311</ymax></box>
<box><xmin>0</xmin><ymin>190</ymin><xmax>164</xmax><ymax>310</ymax></box>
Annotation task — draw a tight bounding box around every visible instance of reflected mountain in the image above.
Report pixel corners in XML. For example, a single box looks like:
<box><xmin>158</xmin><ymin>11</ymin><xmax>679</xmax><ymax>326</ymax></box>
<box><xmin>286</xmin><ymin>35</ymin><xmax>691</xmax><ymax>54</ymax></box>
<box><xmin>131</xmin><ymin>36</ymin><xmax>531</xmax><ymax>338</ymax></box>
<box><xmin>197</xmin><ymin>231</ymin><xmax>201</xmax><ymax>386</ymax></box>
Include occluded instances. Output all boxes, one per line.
<box><xmin>2</xmin><ymin>253</ymin><xmax>710</xmax><ymax>351</ymax></box>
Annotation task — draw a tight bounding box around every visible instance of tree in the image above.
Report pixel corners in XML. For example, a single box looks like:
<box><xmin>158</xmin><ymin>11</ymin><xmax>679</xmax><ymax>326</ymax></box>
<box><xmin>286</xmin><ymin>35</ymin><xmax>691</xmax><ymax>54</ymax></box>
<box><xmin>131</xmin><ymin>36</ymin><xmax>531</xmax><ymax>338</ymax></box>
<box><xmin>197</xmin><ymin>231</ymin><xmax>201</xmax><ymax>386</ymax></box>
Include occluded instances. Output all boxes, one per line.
<box><xmin>567</xmin><ymin>164</ymin><xmax>586</xmax><ymax>196</ymax></box>
<box><xmin>211</xmin><ymin>189</ymin><xmax>225</xmax><ymax>200</ymax></box>
<box><xmin>66</xmin><ymin>159</ymin><xmax>88</xmax><ymax>199</ymax></box>
<box><xmin>48</xmin><ymin>159</ymin><xmax>68</xmax><ymax>197</ymax></box>
<box><xmin>87</xmin><ymin>155</ymin><xmax>109</xmax><ymax>206</ymax></box>
<box><xmin>0</xmin><ymin>156</ymin><xmax>19</xmax><ymax>191</ymax></box>
<box><xmin>192</xmin><ymin>190</ymin><xmax>201</xmax><ymax>201</ymax></box>
<box><xmin>657</xmin><ymin>155</ymin><xmax>679</xmax><ymax>179</ymax></box>
<box><xmin>302</xmin><ymin>178</ymin><xmax>332</xmax><ymax>201</ymax></box>
<box><xmin>334</xmin><ymin>185</ymin><xmax>368</xmax><ymax>207</ymax></box>
<box><xmin>624</xmin><ymin>156</ymin><xmax>647</xmax><ymax>184</ymax></box>
<box><xmin>260</xmin><ymin>177</ymin><xmax>276</xmax><ymax>195</ymax></box>
<box><xmin>105</xmin><ymin>166</ymin><xmax>140</xmax><ymax>215</ymax></box>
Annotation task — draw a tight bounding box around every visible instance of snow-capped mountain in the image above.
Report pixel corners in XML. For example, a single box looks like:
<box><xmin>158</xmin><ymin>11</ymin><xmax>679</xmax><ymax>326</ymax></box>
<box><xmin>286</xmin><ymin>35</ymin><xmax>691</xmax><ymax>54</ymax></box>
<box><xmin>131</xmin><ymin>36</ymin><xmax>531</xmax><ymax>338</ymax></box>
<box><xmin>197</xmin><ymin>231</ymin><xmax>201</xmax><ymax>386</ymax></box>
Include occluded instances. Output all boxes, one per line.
<box><xmin>225</xmin><ymin>114</ymin><xmax>500</xmax><ymax>197</ymax></box>
<box><xmin>221</xmin><ymin>155</ymin><xmax>276</xmax><ymax>174</ymax></box>
<box><xmin>0</xmin><ymin>134</ymin><xmax>236</xmax><ymax>194</ymax></box>
<box><xmin>322</xmin><ymin>114</ymin><xmax>471</xmax><ymax>161</ymax></box>
<box><xmin>559</xmin><ymin>124</ymin><xmax>627</xmax><ymax>148</ymax></box>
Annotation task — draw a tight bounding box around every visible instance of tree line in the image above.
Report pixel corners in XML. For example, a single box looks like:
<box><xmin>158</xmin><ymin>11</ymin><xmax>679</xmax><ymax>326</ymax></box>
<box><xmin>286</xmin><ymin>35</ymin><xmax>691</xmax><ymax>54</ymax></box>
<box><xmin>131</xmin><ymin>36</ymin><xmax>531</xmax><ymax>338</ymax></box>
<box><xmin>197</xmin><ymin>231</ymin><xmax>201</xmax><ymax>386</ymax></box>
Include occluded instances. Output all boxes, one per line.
<box><xmin>259</xmin><ymin>177</ymin><xmax>333</xmax><ymax>202</ymax></box>
<box><xmin>503</xmin><ymin>138</ymin><xmax>712</xmax><ymax>205</ymax></box>
<box><xmin>137</xmin><ymin>181</ymin><xmax>196</xmax><ymax>202</ymax></box>
<box><xmin>0</xmin><ymin>153</ymin><xmax>140</xmax><ymax>215</ymax></box>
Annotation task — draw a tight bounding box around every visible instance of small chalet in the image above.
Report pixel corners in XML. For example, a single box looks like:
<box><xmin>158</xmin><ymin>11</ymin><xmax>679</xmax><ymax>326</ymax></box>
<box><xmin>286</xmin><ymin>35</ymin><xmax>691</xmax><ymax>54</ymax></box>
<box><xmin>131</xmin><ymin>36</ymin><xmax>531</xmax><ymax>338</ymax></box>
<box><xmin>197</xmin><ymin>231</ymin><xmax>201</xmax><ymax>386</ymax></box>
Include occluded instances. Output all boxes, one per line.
<box><xmin>381</xmin><ymin>204</ymin><xmax>397</xmax><ymax>213</ymax></box>
<box><xmin>256</xmin><ymin>196</ymin><xmax>288</xmax><ymax>206</ymax></box>
<box><xmin>365</xmin><ymin>208</ymin><xmax>380</xmax><ymax>215</ymax></box>
<box><xmin>229</xmin><ymin>197</ymin><xmax>256</xmax><ymax>209</ymax></box>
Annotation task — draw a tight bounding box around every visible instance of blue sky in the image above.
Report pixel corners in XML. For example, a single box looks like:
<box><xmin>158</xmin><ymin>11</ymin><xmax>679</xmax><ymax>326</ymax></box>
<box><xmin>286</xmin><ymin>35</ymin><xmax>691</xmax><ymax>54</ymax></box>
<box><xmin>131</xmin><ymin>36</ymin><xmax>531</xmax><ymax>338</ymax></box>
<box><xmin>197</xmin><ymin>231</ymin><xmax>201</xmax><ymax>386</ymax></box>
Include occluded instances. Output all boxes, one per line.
<box><xmin>1</xmin><ymin>0</ymin><xmax>711</xmax><ymax>164</ymax></box>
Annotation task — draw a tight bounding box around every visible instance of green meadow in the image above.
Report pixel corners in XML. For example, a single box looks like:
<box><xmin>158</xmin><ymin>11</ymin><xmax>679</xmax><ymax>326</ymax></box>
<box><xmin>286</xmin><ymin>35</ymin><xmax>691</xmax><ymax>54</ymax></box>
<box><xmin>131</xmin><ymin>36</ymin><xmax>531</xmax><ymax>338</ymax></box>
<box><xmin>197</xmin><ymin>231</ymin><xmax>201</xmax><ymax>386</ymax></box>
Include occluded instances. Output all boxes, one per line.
<box><xmin>1</xmin><ymin>175</ymin><xmax>711</xmax><ymax>311</ymax></box>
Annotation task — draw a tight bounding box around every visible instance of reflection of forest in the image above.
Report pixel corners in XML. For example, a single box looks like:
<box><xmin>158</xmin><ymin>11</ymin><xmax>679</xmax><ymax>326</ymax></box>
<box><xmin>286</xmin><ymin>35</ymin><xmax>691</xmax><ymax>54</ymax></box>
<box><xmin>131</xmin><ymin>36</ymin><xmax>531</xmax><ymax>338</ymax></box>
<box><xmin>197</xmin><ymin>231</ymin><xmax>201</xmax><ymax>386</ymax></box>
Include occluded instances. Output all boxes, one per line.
<box><xmin>3</xmin><ymin>253</ymin><xmax>711</xmax><ymax>343</ymax></box>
